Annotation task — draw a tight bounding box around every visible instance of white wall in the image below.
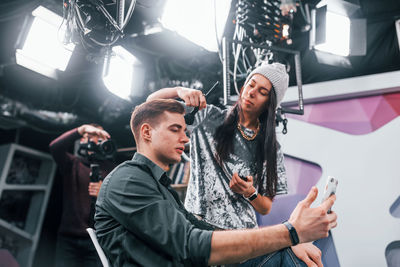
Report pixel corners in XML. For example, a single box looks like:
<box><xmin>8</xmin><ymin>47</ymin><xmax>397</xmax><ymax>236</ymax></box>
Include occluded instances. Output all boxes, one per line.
<box><xmin>280</xmin><ymin>71</ymin><xmax>400</xmax><ymax>267</ymax></box>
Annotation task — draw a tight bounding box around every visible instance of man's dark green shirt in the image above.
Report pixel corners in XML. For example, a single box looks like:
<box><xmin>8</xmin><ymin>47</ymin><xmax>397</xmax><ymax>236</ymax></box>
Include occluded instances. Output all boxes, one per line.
<box><xmin>94</xmin><ymin>153</ymin><xmax>213</xmax><ymax>266</ymax></box>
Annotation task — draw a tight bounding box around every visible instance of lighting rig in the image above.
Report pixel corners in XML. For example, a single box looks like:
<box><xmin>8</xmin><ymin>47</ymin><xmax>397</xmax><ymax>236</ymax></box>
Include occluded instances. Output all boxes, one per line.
<box><xmin>62</xmin><ymin>0</ymin><xmax>136</xmax><ymax>55</ymax></box>
<box><xmin>222</xmin><ymin>0</ymin><xmax>305</xmax><ymax>133</ymax></box>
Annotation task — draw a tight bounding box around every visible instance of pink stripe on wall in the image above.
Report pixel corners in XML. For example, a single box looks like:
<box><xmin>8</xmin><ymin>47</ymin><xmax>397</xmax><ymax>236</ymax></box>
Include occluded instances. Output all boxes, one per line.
<box><xmin>287</xmin><ymin>92</ymin><xmax>400</xmax><ymax>135</ymax></box>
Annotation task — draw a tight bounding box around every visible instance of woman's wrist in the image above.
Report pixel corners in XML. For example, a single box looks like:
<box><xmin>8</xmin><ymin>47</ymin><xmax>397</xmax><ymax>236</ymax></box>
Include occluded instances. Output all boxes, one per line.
<box><xmin>243</xmin><ymin>187</ymin><xmax>256</xmax><ymax>198</ymax></box>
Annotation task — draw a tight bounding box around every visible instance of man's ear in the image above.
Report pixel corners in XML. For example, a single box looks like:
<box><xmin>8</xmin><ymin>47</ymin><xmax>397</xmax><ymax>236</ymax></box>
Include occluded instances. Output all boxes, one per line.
<box><xmin>140</xmin><ymin>123</ymin><xmax>152</xmax><ymax>142</ymax></box>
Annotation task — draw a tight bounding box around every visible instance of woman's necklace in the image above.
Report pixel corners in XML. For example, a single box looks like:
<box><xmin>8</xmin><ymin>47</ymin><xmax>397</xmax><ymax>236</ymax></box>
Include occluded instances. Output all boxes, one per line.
<box><xmin>237</xmin><ymin>119</ymin><xmax>260</xmax><ymax>141</ymax></box>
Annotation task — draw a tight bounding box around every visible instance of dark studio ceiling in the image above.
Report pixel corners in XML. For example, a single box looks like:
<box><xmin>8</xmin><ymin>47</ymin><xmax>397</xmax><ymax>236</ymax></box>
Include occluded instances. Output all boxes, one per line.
<box><xmin>0</xmin><ymin>0</ymin><xmax>399</xmax><ymax>148</ymax></box>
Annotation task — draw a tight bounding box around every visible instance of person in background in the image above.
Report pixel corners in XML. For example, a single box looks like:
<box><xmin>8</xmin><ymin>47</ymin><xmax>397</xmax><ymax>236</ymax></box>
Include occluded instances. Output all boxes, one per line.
<box><xmin>49</xmin><ymin>124</ymin><xmax>115</xmax><ymax>267</ymax></box>
<box><xmin>94</xmin><ymin>99</ymin><xmax>337</xmax><ymax>266</ymax></box>
<box><xmin>147</xmin><ymin>63</ymin><xmax>323</xmax><ymax>266</ymax></box>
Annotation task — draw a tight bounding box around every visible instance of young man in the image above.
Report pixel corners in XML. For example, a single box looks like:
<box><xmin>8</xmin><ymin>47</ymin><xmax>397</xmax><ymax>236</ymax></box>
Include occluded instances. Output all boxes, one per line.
<box><xmin>94</xmin><ymin>99</ymin><xmax>337</xmax><ymax>266</ymax></box>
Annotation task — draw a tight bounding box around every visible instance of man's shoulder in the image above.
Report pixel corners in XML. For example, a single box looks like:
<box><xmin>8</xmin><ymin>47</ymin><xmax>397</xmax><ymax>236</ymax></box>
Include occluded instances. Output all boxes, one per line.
<box><xmin>107</xmin><ymin>160</ymin><xmax>151</xmax><ymax>181</ymax></box>
<box><xmin>100</xmin><ymin>160</ymin><xmax>157</xmax><ymax>200</ymax></box>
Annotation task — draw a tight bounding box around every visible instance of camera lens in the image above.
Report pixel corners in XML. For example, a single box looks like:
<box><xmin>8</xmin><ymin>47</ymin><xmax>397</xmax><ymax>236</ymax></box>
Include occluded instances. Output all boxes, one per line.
<box><xmin>100</xmin><ymin>140</ymin><xmax>116</xmax><ymax>155</ymax></box>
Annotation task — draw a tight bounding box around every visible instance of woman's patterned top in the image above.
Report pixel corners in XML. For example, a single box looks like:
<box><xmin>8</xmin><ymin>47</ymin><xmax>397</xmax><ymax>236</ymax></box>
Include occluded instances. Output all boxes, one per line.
<box><xmin>184</xmin><ymin>104</ymin><xmax>288</xmax><ymax>229</ymax></box>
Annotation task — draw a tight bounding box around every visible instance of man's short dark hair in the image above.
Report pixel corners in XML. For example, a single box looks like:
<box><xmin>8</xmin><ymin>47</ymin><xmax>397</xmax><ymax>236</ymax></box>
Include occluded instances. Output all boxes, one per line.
<box><xmin>130</xmin><ymin>99</ymin><xmax>185</xmax><ymax>140</ymax></box>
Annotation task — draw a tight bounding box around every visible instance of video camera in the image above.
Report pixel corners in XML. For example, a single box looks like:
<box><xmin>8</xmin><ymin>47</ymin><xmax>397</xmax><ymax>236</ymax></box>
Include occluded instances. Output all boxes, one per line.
<box><xmin>78</xmin><ymin>139</ymin><xmax>116</xmax><ymax>161</ymax></box>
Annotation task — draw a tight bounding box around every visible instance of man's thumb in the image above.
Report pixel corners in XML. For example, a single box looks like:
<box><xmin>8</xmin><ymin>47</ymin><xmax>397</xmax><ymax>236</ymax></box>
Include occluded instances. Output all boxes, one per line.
<box><xmin>302</xmin><ymin>186</ymin><xmax>318</xmax><ymax>207</ymax></box>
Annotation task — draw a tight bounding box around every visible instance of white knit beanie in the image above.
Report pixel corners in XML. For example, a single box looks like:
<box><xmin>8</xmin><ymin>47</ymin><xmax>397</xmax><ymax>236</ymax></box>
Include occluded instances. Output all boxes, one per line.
<box><xmin>244</xmin><ymin>63</ymin><xmax>289</xmax><ymax>106</ymax></box>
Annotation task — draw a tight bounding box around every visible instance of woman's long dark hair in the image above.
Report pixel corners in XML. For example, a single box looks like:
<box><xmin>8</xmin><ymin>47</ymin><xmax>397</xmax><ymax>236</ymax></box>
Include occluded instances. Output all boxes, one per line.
<box><xmin>214</xmin><ymin>88</ymin><xmax>278</xmax><ymax>198</ymax></box>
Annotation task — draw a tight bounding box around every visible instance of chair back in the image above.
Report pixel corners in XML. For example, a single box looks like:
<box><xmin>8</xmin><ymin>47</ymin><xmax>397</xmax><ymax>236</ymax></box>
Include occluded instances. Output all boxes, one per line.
<box><xmin>86</xmin><ymin>228</ymin><xmax>110</xmax><ymax>267</ymax></box>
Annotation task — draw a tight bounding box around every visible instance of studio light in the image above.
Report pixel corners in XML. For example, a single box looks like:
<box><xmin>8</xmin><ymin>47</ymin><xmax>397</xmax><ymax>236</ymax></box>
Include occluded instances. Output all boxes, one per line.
<box><xmin>161</xmin><ymin>0</ymin><xmax>231</xmax><ymax>52</ymax></box>
<box><xmin>102</xmin><ymin>46</ymin><xmax>145</xmax><ymax>101</ymax></box>
<box><xmin>309</xmin><ymin>0</ymin><xmax>366</xmax><ymax>65</ymax></box>
<box><xmin>15</xmin><ymin>6</ymin><xmax>75</xmax><ymax>79</ymax></box>
<box><xmin>314</xmin><ymin>10</ymin><xmax>350</xmax><ymax>56</ymax></box>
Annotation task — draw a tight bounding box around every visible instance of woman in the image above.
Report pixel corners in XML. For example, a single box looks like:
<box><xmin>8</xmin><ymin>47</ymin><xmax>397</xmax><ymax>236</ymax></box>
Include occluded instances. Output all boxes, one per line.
<box><xmin>147</xmin><ymin>63</ymin><xmax>322</xmax><ymax>266</ymax></box>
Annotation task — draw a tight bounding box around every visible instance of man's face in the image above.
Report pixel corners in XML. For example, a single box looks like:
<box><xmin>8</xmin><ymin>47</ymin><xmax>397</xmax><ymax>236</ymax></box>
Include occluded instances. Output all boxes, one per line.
<box><xmin>240</xmin><ymin>74</ymin><xmax>273</xmax><ymax>116</ymax></box>
<box><xmin>149</xmin><ymin>111</ymin><xmax>189</xmax><ymax>166</ymax></box>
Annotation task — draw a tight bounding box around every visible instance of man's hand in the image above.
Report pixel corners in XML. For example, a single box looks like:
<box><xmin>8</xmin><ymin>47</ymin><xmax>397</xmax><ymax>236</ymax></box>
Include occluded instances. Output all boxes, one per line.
<box><xmin>78</xmin><ymin>124</ymin><xmax>110</xmax><ymax>140</ymax></box>
<box><xmin>176</xmin><ymin>87</ymin><xmax>207</xmax><ymax>110</ymax></box>
<box><xmin>289</xmin><ymin>187</ymin><xmax>337</xmax><ymax>243</ymax></box>
<box><xmin>229</xmin><ymin>173</ymin><xmax>255</xmax><ymax>198</ymax></box>
<box><xmin>291</xmin><ymin>243</ymin><xmax>323</xmax><ymax>267</ymax></box>
<box><xmin>88</xmin><ymin>181</ymin><xmax>103</xmax><ymax>197</ymax></box>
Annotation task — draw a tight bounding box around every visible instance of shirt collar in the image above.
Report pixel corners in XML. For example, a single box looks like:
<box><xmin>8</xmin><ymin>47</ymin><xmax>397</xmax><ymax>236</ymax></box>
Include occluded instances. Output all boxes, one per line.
<box><xmin>131</xmin><ymin>153</ymin><xmax>170</xmax><ymax>186</ymax></box>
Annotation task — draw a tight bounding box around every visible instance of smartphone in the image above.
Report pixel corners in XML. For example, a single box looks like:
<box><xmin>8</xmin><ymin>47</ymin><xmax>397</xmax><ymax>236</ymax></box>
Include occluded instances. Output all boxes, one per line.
<box><xmin>239</xmin><ymin>175</ymin><xmax>248</xmax><ymax>182</ymax></box>
<box><xmin>321</xmin><ymin>176</ymin><xmax>338</xmax><ymax>214</ymax></box>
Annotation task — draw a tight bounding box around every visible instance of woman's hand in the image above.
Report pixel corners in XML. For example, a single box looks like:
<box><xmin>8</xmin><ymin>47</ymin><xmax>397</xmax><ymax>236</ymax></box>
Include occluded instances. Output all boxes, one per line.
<box><xmin>230</xmin><ymin>173</ymin><xmax>272</xmax><ymax>214</ymax></box>
<box><xmin>176</xmin><ymin>87</ymin><xmax>207</xmax><ymax>109</ymax></box>
<box><xmin>229</xmin><ymin>173</ymin><xmax>255</xmax><ymax>197</ymax></box>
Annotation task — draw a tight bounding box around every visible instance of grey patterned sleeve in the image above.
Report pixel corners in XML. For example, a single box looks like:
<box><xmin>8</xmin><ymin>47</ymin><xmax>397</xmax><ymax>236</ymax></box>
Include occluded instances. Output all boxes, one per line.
<box><xmin>192</xmin><ymin>104</ymin><xmax>222</xmax><ymax>129</ymax></box>
<box><xmin>275</xmin><ymin>144</ymin><xmax>288</xmax><ymax>195</ymax></box>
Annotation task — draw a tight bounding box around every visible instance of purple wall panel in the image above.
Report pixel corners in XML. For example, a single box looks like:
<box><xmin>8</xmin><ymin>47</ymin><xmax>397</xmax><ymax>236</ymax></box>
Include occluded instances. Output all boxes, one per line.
<box><xmin>287</xmin><ymin>92</ymin><xmax>400</xmax><ymax>135</ymax></box>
